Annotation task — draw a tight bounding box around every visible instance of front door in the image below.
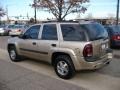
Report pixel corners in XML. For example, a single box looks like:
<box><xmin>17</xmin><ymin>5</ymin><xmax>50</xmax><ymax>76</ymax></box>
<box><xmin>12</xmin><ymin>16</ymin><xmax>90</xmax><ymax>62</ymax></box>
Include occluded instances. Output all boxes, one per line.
<box><xmin>18</xmin><ymin>25</ymin><xmax>41</xmax><ymax>59</ymax></box>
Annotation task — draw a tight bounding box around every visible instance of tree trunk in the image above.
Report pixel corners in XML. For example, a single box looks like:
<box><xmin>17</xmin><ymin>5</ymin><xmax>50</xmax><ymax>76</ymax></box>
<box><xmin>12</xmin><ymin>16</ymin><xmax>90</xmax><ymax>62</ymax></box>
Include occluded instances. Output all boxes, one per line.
<box><xmin>57</xmin><ymin>0</ymin><xmax>63</xmax><ymax>22</ymax></box>
<box><xmin>58</xmin><ymin>15</ymin><xmax>62</xmax><ymax>21</ymax></box>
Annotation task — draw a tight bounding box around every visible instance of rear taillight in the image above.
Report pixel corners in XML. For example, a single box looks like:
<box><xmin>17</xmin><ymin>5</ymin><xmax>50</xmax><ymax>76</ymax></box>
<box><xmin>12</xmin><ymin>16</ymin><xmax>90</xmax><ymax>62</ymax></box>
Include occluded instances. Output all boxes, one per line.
<box><xmin>18</xmin><ymin>29</ymin><xmax>21</xmax><ymax>32</ymax></box>
<box><xmin>83</xmin><ymin>44</ymin><xmax>93</xmax><ymax>57</ymax></box>
<box><xmin>112</xmin><ymin>35</ymin><xmax>120</xmax><ymax>40</ymax></box>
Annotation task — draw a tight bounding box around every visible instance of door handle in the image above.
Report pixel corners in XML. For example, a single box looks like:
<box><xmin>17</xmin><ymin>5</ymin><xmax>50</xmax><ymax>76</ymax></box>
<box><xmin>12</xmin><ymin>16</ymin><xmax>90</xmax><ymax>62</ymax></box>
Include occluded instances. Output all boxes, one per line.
<box><xmin>51</xmin><ymin>44</ymin><xmax>56</xmax><ymax>47</ymax></box>
<box><xmin>32</xmin><ymin>42</ymin><xmax>36</xmax><ymax>45</ymax></box>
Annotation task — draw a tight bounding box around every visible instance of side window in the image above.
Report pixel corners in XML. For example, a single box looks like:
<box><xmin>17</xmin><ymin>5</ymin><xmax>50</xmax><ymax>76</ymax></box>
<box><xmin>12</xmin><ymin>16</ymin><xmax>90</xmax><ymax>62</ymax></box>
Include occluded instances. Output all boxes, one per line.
<box><xmin>24</xmin><ymin>25</ymin><xmax>40</xmax><ymax>39</ymax></box>
<box><xmin>106</xmin><ymin>27</ymin><xmax>111</xmax><ymax>34</ymax></box>
<box><xmin>61</xmin><ymin>24</ymin><xmax>86</xmax><ymax>41</ymax></box>
<box><xmin>41</xmin><ymin>24</ymin><xmax>58</xmax><ymax>40</ymax></box>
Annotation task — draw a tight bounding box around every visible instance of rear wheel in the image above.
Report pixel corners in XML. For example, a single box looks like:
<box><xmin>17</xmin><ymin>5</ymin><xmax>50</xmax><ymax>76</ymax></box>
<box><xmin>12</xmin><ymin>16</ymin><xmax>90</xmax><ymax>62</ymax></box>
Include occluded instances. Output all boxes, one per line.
<box><xmin>54</xmin><ymin>55</ymin><xmax>75</xmax><ymax>79</ymax></box>
<box><xmin>8</xmin><ymin>46</ymin><xmax>21</xmax><ymax>62</ymax></box>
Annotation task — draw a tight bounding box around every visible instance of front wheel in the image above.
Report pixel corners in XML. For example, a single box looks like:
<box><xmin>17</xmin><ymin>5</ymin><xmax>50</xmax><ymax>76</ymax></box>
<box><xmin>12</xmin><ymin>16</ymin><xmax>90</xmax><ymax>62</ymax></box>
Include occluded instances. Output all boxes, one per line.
<box><xmin>54</xmin><ymin>55</ymin><xmax>75</xmax><ymax>79</ymax></box>
<box><xmin>8</xmin><ymin>46</ymin><xmax>21</xmax><ymax>62</ymax></box>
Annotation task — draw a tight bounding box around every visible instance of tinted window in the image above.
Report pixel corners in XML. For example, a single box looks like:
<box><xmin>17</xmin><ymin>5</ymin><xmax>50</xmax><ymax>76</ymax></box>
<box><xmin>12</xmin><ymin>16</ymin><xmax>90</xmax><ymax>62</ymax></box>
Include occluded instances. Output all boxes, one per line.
<box><xmin>8</xmin><ymin>25</ymin><xmax>23</xmax><ymax>29</ymax></box>
<box><xmin>24</xmin><ymin>25</ymin><xmax>29</xmax><ymax>29</ymax></box>
<box><xmin>61</xmin><ymin>24</ymin><xmax>86</xmax><ymax>41</ymax></box>
<box><xmin>8</xmin><ymin>25</ymin><xmax>15</xmax><ymax>28</ymax></box>
<box><xmin>24</xmin><ymin>25</ymin><xmax>40</xmax><ymax>39</ymax></box>
<box><xmin>80</xmin><ymin>23</ymin><xmax>108</xmax><ymax>41</ymax></box>
<box><xmin>104</xmin><ymin>26</ymin><xmax>113</xmax><ymax>35</ymax></box>
<box><xmin>42</xmin><ymin>24</ymin><xmax>58</xmax><ymax>40</ymax></box>
<box><xmin>109</xmin><ymin>26</ymin><xmax>120</xmax><ymax>33</ymax></box>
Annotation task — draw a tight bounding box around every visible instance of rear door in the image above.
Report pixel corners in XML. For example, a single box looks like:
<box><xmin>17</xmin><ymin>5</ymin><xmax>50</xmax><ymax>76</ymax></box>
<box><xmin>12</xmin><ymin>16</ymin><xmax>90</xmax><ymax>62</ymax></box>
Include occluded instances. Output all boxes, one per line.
<box><xmin>37</xmin><ymin>24</ymin><xmax>59</xmax><ymax>62</ymax></box>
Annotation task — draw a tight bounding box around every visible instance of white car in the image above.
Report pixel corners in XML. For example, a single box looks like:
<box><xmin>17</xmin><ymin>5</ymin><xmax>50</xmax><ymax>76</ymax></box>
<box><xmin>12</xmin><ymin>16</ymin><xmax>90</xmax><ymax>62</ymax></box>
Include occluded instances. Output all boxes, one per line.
<box><xmin>6</xmin><ymin>24</ymin><xmax>29</xmax><ymax>36</ymax></box>
<box><xmin>0</xmin><ymin>25</ymin><xmax>7</xmax><ymax>35</ymax></box>
<box><xmin>0</xmin><ymin>27</ymin><xmax>4</xmax><ymax>35</ymax></box>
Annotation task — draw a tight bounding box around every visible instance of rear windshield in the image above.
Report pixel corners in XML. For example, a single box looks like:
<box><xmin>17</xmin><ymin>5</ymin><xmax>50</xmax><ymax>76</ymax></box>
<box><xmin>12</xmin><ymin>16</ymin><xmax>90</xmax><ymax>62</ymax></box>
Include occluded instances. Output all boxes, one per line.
<box><xmin>80</xmin><ymin>23</ymin><xmax>108</xmax><ymax>41</ymax></box>
<box><xmin>108</xmin><ymin>25</ymin><xmax>120</xmax><ymax>32</ymax></box>
<box><xmin>14</xmin><ymin>25</ymin><xmax>23</xmax><ymax>28</ymax></box>
<box><xmin>61</xmin><ymin>24</ymin><xmax>87</xmax><ymax>41</ymax></box>
<box><xmin>8</xmin><ymin>25</ymin><xmax>23</xmax><ymax>29</ymax></box>
<box><xmin>8</xmin><ymin>25</ymin><xmax>15</xmax><ymax>28</ymax></box>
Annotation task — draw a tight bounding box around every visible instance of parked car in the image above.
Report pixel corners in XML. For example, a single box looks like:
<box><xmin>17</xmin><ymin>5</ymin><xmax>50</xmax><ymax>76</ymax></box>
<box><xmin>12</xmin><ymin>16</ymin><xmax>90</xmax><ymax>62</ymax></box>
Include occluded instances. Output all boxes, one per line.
<box><xmin>105</xmin><ymin>25</ymin><xmax>120</xmax><ymax>48</ymax></box>
<box><xmin>7</xmin><ymin>21</ymin><xmax>113</xmax><ymax>79</ymax></box>
<box><xmin>0</xmin><ymin>25</ymin><xmax>5</xmax><ymax>35</ymax></box>
<box><xmin>0</xmin><ymin>25</ymin><xmax>8</xmax><ymax>36</ymax></box>
<box><xmin>5</xmin><ymin>24</ymin><xmax>29</xmax><ymax>36</ymax></box>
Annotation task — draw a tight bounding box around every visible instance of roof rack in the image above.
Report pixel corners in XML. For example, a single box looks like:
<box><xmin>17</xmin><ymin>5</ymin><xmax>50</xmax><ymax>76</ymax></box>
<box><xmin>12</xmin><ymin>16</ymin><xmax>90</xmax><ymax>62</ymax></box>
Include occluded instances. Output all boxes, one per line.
<box><xmin>41</xmin><ymin>20</ymin><xmax>79</xmax><ymax>23</ymax></box>
<box><xmin>79</xmin><ymin>20</ymin><xmax>96</xmax><ymax>24</ymax></box>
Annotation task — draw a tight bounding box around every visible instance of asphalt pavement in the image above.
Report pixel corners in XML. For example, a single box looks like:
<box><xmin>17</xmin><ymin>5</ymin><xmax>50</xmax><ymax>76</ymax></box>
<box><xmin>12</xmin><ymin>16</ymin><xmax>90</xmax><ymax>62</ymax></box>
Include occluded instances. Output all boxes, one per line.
<box><xmin>0</xmin><ymin>58</ymin><xmax>87</xmax><ymax>90</ymax></box>
<box><xmin>0</xmin><ymin>36</ymin><xmax>120</xmax><ymax>90</ymax></box>
<box><xmin>0</xmin><ymin>36</ymin><xmax>87</xmax><ymax>90</ymax></box>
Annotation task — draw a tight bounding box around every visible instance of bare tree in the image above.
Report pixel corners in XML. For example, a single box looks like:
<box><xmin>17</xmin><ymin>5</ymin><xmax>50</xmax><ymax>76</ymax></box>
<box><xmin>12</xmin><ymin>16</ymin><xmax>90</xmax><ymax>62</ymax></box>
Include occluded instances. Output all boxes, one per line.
<box><xmin>0</xmin><ymin>7</ymin><xmax>5</xmax><ymax>17</ymax></box>
<box><xmin>32</xmin><ymin>0</ymin><xmax>89</xmax><ymax>21</ymax></box>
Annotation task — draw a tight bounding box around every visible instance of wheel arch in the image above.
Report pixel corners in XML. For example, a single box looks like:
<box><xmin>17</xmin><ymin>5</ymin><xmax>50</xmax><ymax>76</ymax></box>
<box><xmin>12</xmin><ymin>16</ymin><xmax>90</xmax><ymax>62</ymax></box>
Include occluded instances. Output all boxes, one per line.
<box><xmin>7</xmin><ymin>44</ymin><xmax>15</xmax><ymax>51</ymax></box>
<box><xmin>51</xmin><ymin>52</ymin><xmax>75</xmax><ymax>68</ymax></box>
<box><xmin>51</xmin><ymin>51</ymin><xmax>81</xmax><ymax>71</ymax></box>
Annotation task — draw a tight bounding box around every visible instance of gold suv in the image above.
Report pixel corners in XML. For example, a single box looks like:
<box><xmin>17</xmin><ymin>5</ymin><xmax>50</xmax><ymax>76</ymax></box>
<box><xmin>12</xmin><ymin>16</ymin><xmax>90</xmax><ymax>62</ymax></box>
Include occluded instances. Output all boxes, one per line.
<box><xmin>7</xmin><ymin>21</ymin><xmax>113</xmax><ymax>79</ymax></box>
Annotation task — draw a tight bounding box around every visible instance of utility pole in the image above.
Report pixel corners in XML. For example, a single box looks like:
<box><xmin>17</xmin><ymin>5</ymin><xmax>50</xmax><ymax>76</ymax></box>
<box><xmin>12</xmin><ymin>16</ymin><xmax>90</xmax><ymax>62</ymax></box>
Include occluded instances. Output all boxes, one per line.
<box><xmin>116</xmin><ymin>0</ymin><xmax>119</xmax><ymax>25</ymax></box>
<box><xmin>34</xmin><ymin>0</ymin><xmax>37</xmax><ymax>23</ymax></box>
<box><xmin>27</xmin><ymin>12</ymin><xmax>29</xmax><ymax>20</ymax></box>
<box><xmin>6</xmin><ymin>6</ymin><xmax>9</xmax><ymax>23</ymax></box>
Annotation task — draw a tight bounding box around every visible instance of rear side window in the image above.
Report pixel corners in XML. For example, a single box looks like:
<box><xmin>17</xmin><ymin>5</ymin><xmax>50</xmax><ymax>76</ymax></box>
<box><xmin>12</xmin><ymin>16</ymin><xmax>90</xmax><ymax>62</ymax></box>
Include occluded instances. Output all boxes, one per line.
<box><xmin>109</xmin><ymin>26</ymin><xmax>120</xmax><ymax>33</ymax></box>
<box><xmin>105</xmin><ymin>27</ymin><xmax>113</xmax><ymax>35</ymax></box>
<box><xmin>42</xmin><ymin>24</ymin><xmax>58</xmax><ymax>40</ymax></box>
<box><xmin>80</xmin><ymin>23</ymin><xmax>108</xmax><ymax>41</ymax></box>
<box><xmin>61</xmin><ymin>24</ymin><xmax>86</xmax><ymax>41</ymax></box>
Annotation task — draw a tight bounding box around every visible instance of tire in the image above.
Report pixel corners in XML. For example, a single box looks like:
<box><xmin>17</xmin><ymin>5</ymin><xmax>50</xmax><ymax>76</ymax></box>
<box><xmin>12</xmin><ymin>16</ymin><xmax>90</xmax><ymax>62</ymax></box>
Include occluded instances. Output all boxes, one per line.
<box><xmin>54</xmin><ymin>55</ymin><xmax>75</xmax><ymax>79</ymax></box>
<box><xmin>8</xmin><ymin>46</ymin><xmax>21</xmax><ymax>62</ymax></box>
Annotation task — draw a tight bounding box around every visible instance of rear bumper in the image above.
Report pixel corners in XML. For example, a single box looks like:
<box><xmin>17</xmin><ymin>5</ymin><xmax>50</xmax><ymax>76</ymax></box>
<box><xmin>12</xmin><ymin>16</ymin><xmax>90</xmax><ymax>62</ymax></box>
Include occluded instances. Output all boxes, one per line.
<box><xmin>9</xmin><ymin>32</ymin><xmax>21</xmax><ymax>36</ymax></box>
<box><xmin>0</xmin><ymin>32</ymin><xmax>9</xmax><ymax>35</ymax></box>
<box><xmin>80</xmin><ymin>58</ymin><xmax>112</xmax><ymax>70</ymax></box>
<box><xmin>74</xmin><ymin>50</ymin><xmax>113</xmax><ymax>70</ymax></box>
<box><xmin>0</xmin><ymin>30</ymin><xmax>5</xmax><ymax>35</ymax></box>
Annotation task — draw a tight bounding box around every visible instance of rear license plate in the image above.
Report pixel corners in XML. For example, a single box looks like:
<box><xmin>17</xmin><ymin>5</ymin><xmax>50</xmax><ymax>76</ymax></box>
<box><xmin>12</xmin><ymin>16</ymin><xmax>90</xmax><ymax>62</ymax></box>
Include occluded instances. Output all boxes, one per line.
<box><xmin>101</xmin><ymin>43</ymin><xmax>108</xmax><ymax>50</ymax></box>
<box><xmin>101</xmin><ymin>44</ymin><xmax>106</xmax><ymax>50</ymax></box>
